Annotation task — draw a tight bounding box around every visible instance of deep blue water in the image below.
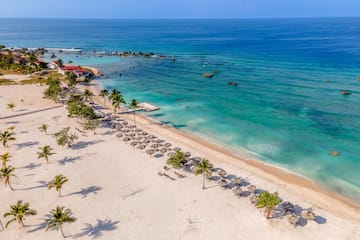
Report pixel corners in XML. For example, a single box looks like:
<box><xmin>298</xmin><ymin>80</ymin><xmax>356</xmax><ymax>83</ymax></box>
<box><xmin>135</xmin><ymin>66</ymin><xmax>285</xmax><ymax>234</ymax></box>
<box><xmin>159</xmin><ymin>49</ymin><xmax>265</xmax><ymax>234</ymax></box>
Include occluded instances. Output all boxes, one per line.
<box><xmin>1</xmin><ymin>18</ymin><xmax>359</xmax><ymax>200</ymax></box>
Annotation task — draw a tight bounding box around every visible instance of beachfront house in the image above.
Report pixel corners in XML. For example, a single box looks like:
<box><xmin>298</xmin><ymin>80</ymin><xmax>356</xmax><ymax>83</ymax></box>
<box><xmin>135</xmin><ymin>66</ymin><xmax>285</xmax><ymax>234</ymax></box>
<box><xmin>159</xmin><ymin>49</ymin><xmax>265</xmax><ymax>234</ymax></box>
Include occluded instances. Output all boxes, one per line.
<box><xmin>47</xmin><ymin>61</ymin><xmax>59</xmax><ymax>69</ymax></box>
<box><xmin>58</xmin><ymin>65</ymin><xmax>91</xmax><ymax>78</ymax></box>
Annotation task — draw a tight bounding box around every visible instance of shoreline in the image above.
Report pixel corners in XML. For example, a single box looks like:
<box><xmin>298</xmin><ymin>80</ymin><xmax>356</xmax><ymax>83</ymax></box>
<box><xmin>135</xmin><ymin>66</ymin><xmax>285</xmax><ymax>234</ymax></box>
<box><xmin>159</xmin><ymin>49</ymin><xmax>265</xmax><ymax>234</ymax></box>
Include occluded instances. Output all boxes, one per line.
<box><xmin>85</xmin><ymin>78</ymin><xmax>360</xmax><ymax>221</ymax></box>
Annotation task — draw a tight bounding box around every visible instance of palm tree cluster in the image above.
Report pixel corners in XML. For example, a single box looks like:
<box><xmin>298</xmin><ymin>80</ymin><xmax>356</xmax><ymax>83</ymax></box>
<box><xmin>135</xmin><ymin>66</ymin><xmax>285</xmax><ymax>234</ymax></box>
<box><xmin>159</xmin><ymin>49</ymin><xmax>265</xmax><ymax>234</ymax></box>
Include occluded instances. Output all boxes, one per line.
<box><xmin>0</xmin><ymin>124</ymin><xmax>76</xmax><ymax>238</ymax></box>
<box><xmin>108</xmin><ymin>89</ymin><xmax>126</xmax><ymax>114</ymax></box>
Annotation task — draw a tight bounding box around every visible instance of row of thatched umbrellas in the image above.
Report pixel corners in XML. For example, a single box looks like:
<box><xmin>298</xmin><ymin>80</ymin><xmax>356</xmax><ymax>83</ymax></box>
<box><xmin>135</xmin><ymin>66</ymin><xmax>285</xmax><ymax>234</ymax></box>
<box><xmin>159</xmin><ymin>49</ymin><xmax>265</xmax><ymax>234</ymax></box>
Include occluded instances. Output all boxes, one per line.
<box><xmin>105</xmin><ymin>114</ymin><xmax>316</xmax><ymax>227</ymax></box>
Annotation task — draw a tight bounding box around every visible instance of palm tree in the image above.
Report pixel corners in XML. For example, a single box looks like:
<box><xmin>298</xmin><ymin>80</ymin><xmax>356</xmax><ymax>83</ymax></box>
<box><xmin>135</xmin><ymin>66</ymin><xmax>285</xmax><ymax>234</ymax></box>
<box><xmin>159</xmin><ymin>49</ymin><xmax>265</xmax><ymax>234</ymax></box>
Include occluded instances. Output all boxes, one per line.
<box><xmin>83</xmin><ymin>89</ymin><xmax>93</xmax><ymax>102</ymax></box>
<box><xmin>194</xmin><ymin>159</ymin><xmax>213</xmax><ymax>189</ymax></box>
<box><xmin>7</xmin><ymin>126</ymin><xmax>15</xmax><ymax>132</ymax></box>
<box><xmin>98</xmin><ymin>89</ymin><xmax>109</xmax><ymax>105</ymax></box>
<box><xmin>112</xmin><ymin>94</ymin><xmax>126</xmax><ymax>114</ymax></box>
<box><xmin>0</xmin><ymin>165</ymin><xmax>16</xmax><ymax>190</ymax></box>
<box><xmin>256</xmin><ymin>191</ymin><xmax>281</xmax><ymax>219</ymax></box>
<box><xmin>7</xmin><ymin>103</ymin><xmax>15</xmax><ymax>112</ymax></box>
<box><xmin>38</xmin><ymin>123</ymin><xmax>49</xmax><ymax>134</ymax></box>
<box><xmin>48</xmin><ymin>174</ymin><xmax>68</xmax><ymax>197</ymax></box>
<box><xmin>0</xmin><ymin>130</ymin><xmax>16</xmax><ymax>147</ymax></box>
<box><xmin>109</xmin><ymin>89</ymin><xmax>121</xmax><ymax>101</ymax></box>
<box><xmin>3</xmin><ymin>200</ymin><xmax>37</xmax><ymax>228</ymax></box>
<box><xmin>129</xmin><ymin>98</ymin><xmax>139</xmax><ymax>109</ymax></box>
<box><xmin>45</xmin><ymin>206</ymin><xmax>76</xmax><ymax>238</ymax></box>
<box><xmin>57</xmin><ymin>59</ymin><xmax>63</xmax><ymax>68</ymax></box>
<box><xmin>37</xmin><ymin>145</ymin><xmax>55</xmax><ymax>164</ymax></box>
<box><xmin>0</xmin><ymin>152</ymin><xmax>11</xmax><ymax>167</ymax></box>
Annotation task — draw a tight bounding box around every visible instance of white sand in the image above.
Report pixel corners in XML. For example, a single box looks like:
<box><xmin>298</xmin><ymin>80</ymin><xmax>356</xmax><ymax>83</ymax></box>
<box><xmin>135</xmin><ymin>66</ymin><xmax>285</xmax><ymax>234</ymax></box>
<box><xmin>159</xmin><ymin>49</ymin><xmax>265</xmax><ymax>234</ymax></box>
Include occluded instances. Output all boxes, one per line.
<box><xmin>0</xmin><ymin>84</ymin><xmax>359</xmax><ymax>240</ymax></box>
<box><xmin>0</xmin><ymin>74</ymin><xmax>31</xmax><ymax>81</ymax></box>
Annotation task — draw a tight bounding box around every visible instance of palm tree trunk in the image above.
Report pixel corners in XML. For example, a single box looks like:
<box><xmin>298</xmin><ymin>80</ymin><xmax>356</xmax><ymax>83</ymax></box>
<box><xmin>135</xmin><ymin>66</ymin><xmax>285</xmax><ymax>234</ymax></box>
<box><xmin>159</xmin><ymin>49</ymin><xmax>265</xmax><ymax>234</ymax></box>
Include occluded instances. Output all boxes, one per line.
<box><xmin>20</xmin><ymin>219</ymin><xmax>25</xmax><ymax>228</ymax></box>
<box><xmin>59</xmin><ymin>189</ymin><xmax>62</xmax><ymax>197</ymax></box>
<box><xmin>60</xmin><ymin>225</ymin><xmax>66</xmax><ymax>238</ymax></box>
<box><xmin>266</xmin><ymin>208</ymin><xmax>272</xmax><ymax>219</ymax></box>
<box><xmin>8</xmin><ymin>181</ymin><xmax>14</xmax><ymax>191</ymax></box>
<box><xmin>202</xmin><ymin>174</ymin><xmax>206</xmax><ymax>189</ymax></box>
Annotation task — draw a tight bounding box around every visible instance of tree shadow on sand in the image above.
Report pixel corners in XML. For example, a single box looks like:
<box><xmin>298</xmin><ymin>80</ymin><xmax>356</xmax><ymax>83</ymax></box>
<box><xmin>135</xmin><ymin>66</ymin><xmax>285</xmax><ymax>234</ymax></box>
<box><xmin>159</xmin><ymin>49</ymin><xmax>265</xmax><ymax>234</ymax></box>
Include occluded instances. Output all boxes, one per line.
<box><xmin>15</xmin><ymin>141</ymin><xmax>39</xmax><ymax>149</ymax></box>
<box><xmin>71</xmin><ymin>219</ymin><xmax>119</xmax><ymax>239</ymax></box>
<box><xmin>17</xmin><ymin>180</ymin><xmax>48</xmax><ymax>191</ymax></box>
<box><xmin>64</xmin><ymin>186</ymin><xmax>102</xmax><ymax>198</ymax></box>
<box><xmin>71</xmin><ymin>140</ymin><xmax>105</xmax><ymax>150</ymax></box>
<box><xmin>19</xmin><ymin>162</ymin><xmax>42</xmax><ymax>170</ymax></box>
<box><xmin>27</xmin><ymin>214</ymin><xmax>51</xmax><ymax>233</ymax></box>
<box><xmin>58</xmin><ymin>156</ymin><xmax>81</xmax><ymax>165</ymax></box>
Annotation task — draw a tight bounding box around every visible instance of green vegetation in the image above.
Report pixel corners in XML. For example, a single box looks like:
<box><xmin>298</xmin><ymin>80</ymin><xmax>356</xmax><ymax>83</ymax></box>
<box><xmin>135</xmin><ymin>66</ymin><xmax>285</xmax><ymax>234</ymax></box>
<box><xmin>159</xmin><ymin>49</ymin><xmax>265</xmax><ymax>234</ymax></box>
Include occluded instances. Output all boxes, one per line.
<box><xmin>129</xmin><ymin>98</ymin><xmax>139</xmax><ymax>109</ymax></box>
<box><xmin>256</xmin><ymin>191</ymin><xmax>281</xmax><ymax>219</ymax></box>
<box><xmin>0</xmin><ymin>130</ymin><xmax>16</xmax><ymax>147</ymax></box>
<box><xmin>46</xmin><ymin>206</ymin><xmax>76</xmax><ymax>238</ymax></box>
<box><xmin>99</xmin><ymin>89</ymin><xmax>109</xmax><ymax>105</ymax></box>
<box><xmin>48</xmin><ymin>174</ymin><xmax>68</xmax><ymax>197</ymax></box>
<box><xmin>0</xmin><ymin>152</ymin><xmax>11</xmax><ymax>167</ymax></box>
<box><xmin>54</xmin><ymin>127</ymin><xmax>78</xmax><ymax>148</ymax></box>
<box><xmin>83</xmin><ymin>89</ymin><xmax>94</xmax><ymax>102</ymax></box>
<box><xmin>3</xmin><ymin>200</ymin><xmax>37</xmax><ymax>228</ymax></box>
<box><xmin>83</xmin><ymin>119</ymin><xmax>100</xmax><ymax>133</ymax></box>
<box><xmin>166</xmin><ymin>150</ymin><xmax>186</xmax><ymax>169</ymax></box>
<box><xmin>6</xmin><ymin>103</ymin><xmax>15</xmax><ymax>112</ymax></box>
<box><xmin>194</xmin><ymin>159</ymin><xmax>213</xmax><ymax>189</ymax></box>
<box><xmin>38</xmin><ymin>123</ymin><xmax>49</xmax><ymax>134</ymax></box>
<box><xmin>37</xmin><ymin>145</ymin><xmax>55</xmax><ymax>164</ymax></box>
<box><xmin>0</xmin><ymin>165</ymin><xmax>16</xmax><ymax>190</ymax></box>
<box><xmin>43</xmin><ymin>78</ymin><xmax>62</xmax><ymax>102</ymax></box>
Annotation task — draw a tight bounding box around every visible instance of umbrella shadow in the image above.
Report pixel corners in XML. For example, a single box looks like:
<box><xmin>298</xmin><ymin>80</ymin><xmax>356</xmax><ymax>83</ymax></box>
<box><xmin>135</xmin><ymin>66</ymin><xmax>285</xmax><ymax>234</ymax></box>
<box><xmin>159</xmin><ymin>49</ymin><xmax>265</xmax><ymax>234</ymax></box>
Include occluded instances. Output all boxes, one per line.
<box><xmin>71</xmin><ymin>219</ymin><xmax>119</xmax><ymax>239</ymax></box>
<box><xmin>71</xmin><ymin>140</ymin><xmax>105</xmax><ymax>150</ymax></box>
<box><xmin>64</xmin><ymin>186</ymin><xmax>102</xmax><ymax>198</ymax></box>
<box><xmin>58</xmin><ymin>156</ymin><xmax>81</xmax><ymax>165</ymax></box>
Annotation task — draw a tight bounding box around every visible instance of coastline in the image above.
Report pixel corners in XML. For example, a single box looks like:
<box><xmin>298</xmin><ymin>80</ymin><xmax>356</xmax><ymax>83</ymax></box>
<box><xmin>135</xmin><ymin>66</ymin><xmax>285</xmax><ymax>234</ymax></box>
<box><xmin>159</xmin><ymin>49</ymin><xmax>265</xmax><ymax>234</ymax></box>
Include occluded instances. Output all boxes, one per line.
<box><xmin>86</xmin><ymin>78</ymin><xmax>360</xmax><ymax>221</ymax></box>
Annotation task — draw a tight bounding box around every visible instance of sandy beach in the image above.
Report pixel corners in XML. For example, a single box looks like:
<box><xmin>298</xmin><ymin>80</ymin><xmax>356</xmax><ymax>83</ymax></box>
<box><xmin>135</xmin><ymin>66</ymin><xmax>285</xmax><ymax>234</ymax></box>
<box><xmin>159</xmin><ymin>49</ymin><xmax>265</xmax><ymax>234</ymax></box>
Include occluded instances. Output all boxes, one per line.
<box><xmin>0</xmin><ymin>83</ymin><xmax>359</xmax><ymax>240</ymax></box>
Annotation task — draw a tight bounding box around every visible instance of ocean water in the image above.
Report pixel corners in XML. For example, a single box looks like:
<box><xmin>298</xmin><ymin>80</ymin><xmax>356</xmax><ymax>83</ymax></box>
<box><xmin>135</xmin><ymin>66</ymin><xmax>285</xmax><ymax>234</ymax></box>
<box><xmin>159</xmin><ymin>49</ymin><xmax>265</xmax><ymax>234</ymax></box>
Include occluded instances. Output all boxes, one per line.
<box><xmin>1</xmin><ymin>18</ymin><xmax>360</xmax><ymax>200</ymax></box>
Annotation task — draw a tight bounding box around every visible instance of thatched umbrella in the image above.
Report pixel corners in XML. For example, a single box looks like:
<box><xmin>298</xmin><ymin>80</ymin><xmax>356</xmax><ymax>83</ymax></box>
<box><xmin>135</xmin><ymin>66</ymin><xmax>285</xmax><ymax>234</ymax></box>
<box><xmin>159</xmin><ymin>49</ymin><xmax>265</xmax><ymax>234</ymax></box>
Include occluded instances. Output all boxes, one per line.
<box><xmin>116</xmin><ymin>133</ymin><xmax>123</xmax><ymax>138</ymax></box>
<box><xmin>232</xmin><ymin>177</ymin><xmax>242</xmax><ymax>185</ymax></box>
<box><xmin>218</xmin><ymin>179</ymin><xmax>227</xmax><ymax>188</ymax></box>
<box><xmin>123</xmin><ymin>137</ymin><xmax>131</xmax><ymax>142</ymax></box>
<box><xmin>136</xmin><ymin>136</ymin><xmax>143</xmax><ymax>140</ymax></box>
<box><xmin>135</xmin><ymin>128</ymin><xmax>142</xmax><ymax>132</ymax></box>
<box><xmin>151</xmin><ymin>144</ymin><xmax>159</xmax><ymax>149</ymax></box>
<box><xmin>160</xmin><ymin>148</ymin><xmax>168</xmax><ymax>153</ymax></box>
<box><xmin>167</xmin><ymin>151</ymin><xmax>176</xmax><ymax>157</ymax></box>
<box><xmin>184</xmin><ymin>152</ymin><xmax>191</xmax><ymax>157</ymax></box>
<box><xmin>146</xmin><ymin>149</ymin><xmax>155</xmax><ymax>155</ymax></box>
<box><xmin>288</xmin><ymin>213</ymin><xmax>300</xmax><ymax>228</ymax></box>
<box><xmin>233</xmin><ymin>187</ymin><xmax>242</xmax><ymax>197</ymax></box>
<box><xmin>164</xmin><ymin>142</ymin><xmax>172</xmax><ymax>147</ymax></box>
<box><xmin>130</xmin><ymin>141</ymin><xmax>138</xmax><ymax>147</ymax></box>
<box><xmin>137</xmin><ymin>144</ymin><xmax>146</xmax><ymax>150</ymax></box>
<box><xmin>218</xmin><ymin>170</ymin><xmax>227</xmax><ymax>178</ymax></box>
<box><xmin>301</xmin><ymin>210</ymin><xmax>316</xmax><ymax>221</ymax></box>
<box><xmin>156</xmin><ymin>139</ymin><xmax>165</xmax><ymax>143</ymax></box>
<box><xmin>247</xmin><ymin>185</ymin><xmax>256</xmax><ymax>194</ymax></box>
<box><xmin>142</xmin><ymin>132</ymin><xmax>148</xmax><ymax>136</ymax></box>
<box><xmin>249</xmin><ymin>193</ymin><xmax>259</xmax><ymax>205</ymax></box>
<box><xmin>282</xmin><ymin>201</ymin><xmax>294</xmax><ymax>215</ymax></box>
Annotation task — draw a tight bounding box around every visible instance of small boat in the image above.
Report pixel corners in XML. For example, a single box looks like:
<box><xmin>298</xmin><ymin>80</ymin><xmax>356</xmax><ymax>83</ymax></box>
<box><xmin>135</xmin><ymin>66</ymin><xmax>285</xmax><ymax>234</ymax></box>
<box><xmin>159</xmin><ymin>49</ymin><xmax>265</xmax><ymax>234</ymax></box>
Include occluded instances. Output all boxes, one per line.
<box><xmin>228</xmin><ymin>81</ymin><xmax>238</xmax><ymax>86</ymax></box>
<box><xmin>203</xmin><ymin>73</ymin><xmax>213</xmax><ymax>78</ymax></box>
<box><xmin>341</xmin><ymin>90</ymin><xmax>351</xmax><ymax>95</ymax></box>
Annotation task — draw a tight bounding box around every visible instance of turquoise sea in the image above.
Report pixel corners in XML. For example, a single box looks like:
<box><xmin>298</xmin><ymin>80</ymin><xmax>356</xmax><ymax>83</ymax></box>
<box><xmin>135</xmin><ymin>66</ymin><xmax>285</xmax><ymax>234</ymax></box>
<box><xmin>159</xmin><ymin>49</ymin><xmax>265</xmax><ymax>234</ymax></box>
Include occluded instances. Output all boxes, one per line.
<box><xmin>1</xmin><ymin>18</ymin><xmax>359</xmax><ymax>200</ymax></box>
